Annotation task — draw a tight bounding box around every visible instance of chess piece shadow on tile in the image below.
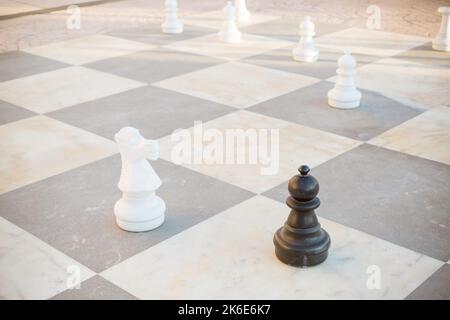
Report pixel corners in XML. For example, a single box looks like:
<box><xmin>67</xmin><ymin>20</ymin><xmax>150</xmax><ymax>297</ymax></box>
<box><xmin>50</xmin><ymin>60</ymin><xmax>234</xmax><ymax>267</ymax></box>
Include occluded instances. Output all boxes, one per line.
<box><xmin>274</xmin><ymin>165</ymin><xmax>330</xmax><ymax>267</ymax></box>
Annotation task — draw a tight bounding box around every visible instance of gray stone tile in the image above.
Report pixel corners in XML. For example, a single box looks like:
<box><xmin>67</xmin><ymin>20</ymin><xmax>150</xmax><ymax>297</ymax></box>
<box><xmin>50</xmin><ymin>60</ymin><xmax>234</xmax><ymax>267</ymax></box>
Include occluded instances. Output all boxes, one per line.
<box><xmin>107</xmin><ymin>22</ymin><xmax>215</xmax><ymax>46</ymax></box>
<box><xmin>0</xmin><ymin>51</ymin><xmax>69</xmax><ymax>82</ymax></box>
<box><xmin>47</xmin><ymin>85</ymin><xmax>235</xmax><ymax>140</ymax></box>
<box><xmin>0</xmin><ymin>99</ymin><xmax>36</xmax><ymax>125</ymax></box>
<box><xmin>248</xmin><ymin>81</ymin><xmax>422</xmax><ymax>141</ymax></box>
<box><xmin>240</xmin><ymin>18</ymin><xmax>349</xmax><ymax>42</ymax></box>
<box><xmin>0</xmin><ymin>155</ymin><xmax>254</xmax><ymax>272</ymax></box>
<box><xmin>406</xmin><ymin>264</ymin><xmax>450</xmax><ymax>300</ymax></box>
<box><xmin>394</xmin><ymin>42</ymin><xmax>450</xmax><ymax>68</ymax></box>
<box><xmin>86</xmin><ymin>47</ymin><xmax>226</xmax><ymax>84</ymax></box>
<box><xmin>50</xmin><ymin>275</ymin><xmax>137</xmax><ymax>300</ymax></box>
<box><xmin>243</xmin><ymin>46</ymin><xmax>380</xmax><ymax>80</ymax></box>
<box><xmin>263</xmin><ymin>144</ymin><xmax>450</xmax><ymax>262</ymax></box>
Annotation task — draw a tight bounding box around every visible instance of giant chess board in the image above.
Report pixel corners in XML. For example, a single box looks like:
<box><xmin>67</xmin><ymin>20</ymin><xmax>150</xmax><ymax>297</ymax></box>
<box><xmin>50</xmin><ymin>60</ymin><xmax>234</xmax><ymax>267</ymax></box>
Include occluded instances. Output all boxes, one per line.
<box><xmin>0</xmin><ymin>10</ymin><xmax>449</xmax><ymax>300</ymax></box>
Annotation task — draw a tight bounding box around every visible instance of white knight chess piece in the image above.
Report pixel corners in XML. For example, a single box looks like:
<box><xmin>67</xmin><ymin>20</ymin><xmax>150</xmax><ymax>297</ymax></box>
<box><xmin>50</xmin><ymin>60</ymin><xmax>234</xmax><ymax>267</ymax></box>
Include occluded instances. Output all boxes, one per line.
<box><xmin>235</xmin><ymin>0</ymin><xmax>251</xmax><ymax>23</ymax></box>
<box><xmin>218</xmin><ymin>1</ymin><xmax>241</xmax><ymax>43</ymax></box>
<box><xmin>327</xmin><ymin>51</ymin><xmax>362</xmax><ymax>109</ymax></box>
<box><xmin>432</xmin><ymin>7</ymin><xmax>450</xmax><ymax>52</ymax></box>
<box><xmin>161</xmin><ymin>0</ymin><xmax>183</xmax><ymax>34</ymax></box>
<box><xmin>292</xmin><ymin>16</ymin><xmax>319</xmax><ymax>62</ymax></box>
<box><xmin>114</xmin><ymin>127</ymin><xmax>166</xmax><ymax>232</ymax></box>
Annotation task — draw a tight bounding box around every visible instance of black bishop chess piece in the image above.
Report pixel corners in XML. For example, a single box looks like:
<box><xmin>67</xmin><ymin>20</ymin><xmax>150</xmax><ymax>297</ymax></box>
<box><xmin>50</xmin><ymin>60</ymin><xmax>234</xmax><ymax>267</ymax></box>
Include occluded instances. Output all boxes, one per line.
<box><xmin>273</xmin><ymin>165</ymin><xmax>330</xmax><ymax>267</ymax></box>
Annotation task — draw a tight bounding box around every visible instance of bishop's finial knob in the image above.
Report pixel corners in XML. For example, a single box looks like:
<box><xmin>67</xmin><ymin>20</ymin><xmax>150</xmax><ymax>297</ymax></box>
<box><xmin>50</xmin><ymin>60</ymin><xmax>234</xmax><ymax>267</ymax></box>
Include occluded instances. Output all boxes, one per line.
<box><xmin>299</xmin><ymin>165</ymin><xmax>310</xmax><ymax>175</ymax></box>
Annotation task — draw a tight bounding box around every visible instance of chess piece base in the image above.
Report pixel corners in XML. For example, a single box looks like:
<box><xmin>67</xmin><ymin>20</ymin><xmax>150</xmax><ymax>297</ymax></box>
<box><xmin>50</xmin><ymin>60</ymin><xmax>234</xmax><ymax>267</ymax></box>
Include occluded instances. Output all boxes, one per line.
<box><xmin>328</xmin><ymin>89</ymin><xmax>361</xmax><ymax>109</ymax></box>
<box><xmin>432</xmin><ymin>38</ymin><xmax>450</xmax><ymax>51</ymax></box>
<box><xmin>114</xmin><ymin>194</ymin><xmax>166</xmax><ymax>232</ymax></box>
<box><xmin>162</xmin><ymin>22</ymin><xmax>183</xmax><ymax>34</ymax></box>
<box><xmin>292</xmin><ymin>47</ymin><xmax>319</xmax><ymax>62</ymax></box>
<box><xmin>218</xmin><ymin>30</ymin><xmax>242</xmax><ymax>43</ymax></box>
<box><xmin>274</xmin><ymin>227</ymin><xmax>330</xmax><ymax>267</ymax></box>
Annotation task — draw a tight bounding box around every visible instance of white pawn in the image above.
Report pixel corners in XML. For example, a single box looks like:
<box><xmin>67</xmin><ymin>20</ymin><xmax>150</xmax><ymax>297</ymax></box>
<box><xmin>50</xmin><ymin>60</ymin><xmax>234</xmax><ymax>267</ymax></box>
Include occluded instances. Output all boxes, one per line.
<box><xmin>114</xmin><ymin>127</ymin><xmax>166</xmax><ymax>232</ymax></box>
<box><xmin>327</xmin><ymin>51</ymin><xmax>361</xmax><ymax>109</ymax></box>
<box><xmin>432</xmin><ymin>7</ymin><xmax>450</xmax><ymax>52</ymax></box>
<box><xmin>235</xmin><ymin>0</ymin><xmax>250</xmax><ymax>23</ymax></box>
<box><xmin>161</xmin><ymin>0</ymin><xmax>183</xmax><ymax>34</ymax></box>
<box><xmin>293</xmin><ymin>16</ymin><xmax>319</xmax><ymax>62</ymax></box>
<box><xmin>218</xmin><ymin>1</ymin><xmax>241</xmax><ymax>43</ymax></box>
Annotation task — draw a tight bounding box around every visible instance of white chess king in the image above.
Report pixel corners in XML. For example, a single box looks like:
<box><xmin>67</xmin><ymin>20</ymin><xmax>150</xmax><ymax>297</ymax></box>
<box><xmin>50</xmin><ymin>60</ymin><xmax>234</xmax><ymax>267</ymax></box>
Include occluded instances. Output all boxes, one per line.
<box><xmin>235</xmin><ymin>0</ymin><xmax>251</xmax><ymax>23</ymax></box>
<box><xmin>432</xmin><ymin>6</ymin><xmax>450</xmax><ymax>52</ymax></box>
<box><xmin>114</xmin><ymin>127</ymin><xmax>166</xmax><ymax>232</ymax></box>
<box><xmin>218</xmin><ymin>1</ymin><xmax>241</xmax><ymax>43</ymax></box>
<box><xmin>292</xmin><ymin>16</ymin><xmax>319</xmax><ymax>62</ymax></box>
<box><xmin>327</xmin><ymin>51</ymin><xmax>362</xmax><ymax>109</ymax></box>
<box><xmin>161</xmin><ymin>0</ymin><xmax>183</xmax><ymax>34</ymax></box>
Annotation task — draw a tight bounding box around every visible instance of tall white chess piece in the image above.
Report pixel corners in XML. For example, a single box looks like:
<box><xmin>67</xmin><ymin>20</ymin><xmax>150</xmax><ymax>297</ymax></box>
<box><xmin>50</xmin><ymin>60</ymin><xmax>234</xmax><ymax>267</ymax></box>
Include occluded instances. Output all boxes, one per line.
<box><xmin>235</xmin><ymin>0</ymin><xmax>250</xmax><ymax>23</ymax></box>
<box><xmin>114</xmin><ymin>127</ymin><xmax>166</xmax><ymax>232</ymax></box>
<box><xmin>432</xmin><ymin>7</ymin><xmax>450</xmax><ymax>52</ymax></box>
<box><xmin>218</xmin><ymin>1</ymin><xmax>241</xmax><ymax>43</ymax></box>
<box><xmin>327</xmin><ymin>51</ymin><xmax>361</xmax><ymax>109</ymax></box>
<box><xmin>161</xmin><ymin>0</ymin><xmax>183</xmax><ymax>34</ymax></box>
<box><xmin>292</xmin><ymin>16</ymin><xmax>319</xmax><ymax>62</ymax></box>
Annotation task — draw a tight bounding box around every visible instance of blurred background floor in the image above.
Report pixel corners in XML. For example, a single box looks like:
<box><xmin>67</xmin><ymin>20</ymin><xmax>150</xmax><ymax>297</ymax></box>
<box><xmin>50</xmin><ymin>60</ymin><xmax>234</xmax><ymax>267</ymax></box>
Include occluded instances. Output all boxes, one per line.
<box><xmin>0</xmin><ymin>0</ymin><xmax>447</xmax><ymax>53</ymax></box>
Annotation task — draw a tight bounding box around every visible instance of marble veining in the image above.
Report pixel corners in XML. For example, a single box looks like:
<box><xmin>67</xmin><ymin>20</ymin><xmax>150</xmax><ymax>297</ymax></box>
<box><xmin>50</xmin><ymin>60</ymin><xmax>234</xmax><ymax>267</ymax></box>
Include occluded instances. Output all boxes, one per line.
<box><xmin>158</xmin><ymin>110</ymin><xmax>361</xmax><ymax>194</ymax></box>
<box><xmin>369</xmin><ymin>106</ymin><xmax>450</xmax><ymax>165</ymax></box>
<box><xmin>0</xmin><ymin>115</ymin><xmax>117</xmax><ymax>194</ymax></box>
<box><xmin>154</xmin><ymin>62</ymin><xmax>320</xmax><ymax>109</ymax></box>
<box><xmin>0</xmin><ymin>217</ymin><xmax>95</xmax><ymax>299</ymax></box>
<box><xmin>101</xmin><ymin>196</ymin><xmax>443</xmax><ymax>299</ymax></box>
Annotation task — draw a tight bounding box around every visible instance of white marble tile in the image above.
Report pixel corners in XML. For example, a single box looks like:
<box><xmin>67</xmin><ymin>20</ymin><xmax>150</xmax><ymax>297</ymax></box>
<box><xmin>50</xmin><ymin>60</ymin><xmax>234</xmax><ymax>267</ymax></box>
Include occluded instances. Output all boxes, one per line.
<box><xmin>0</xmin><ymin>217</ymin><xmax>95</xmax><ymax>300</ymax></box>
<box><xmin>369</xmin><ymin>106</ymin><xmax>450</xmax><ymax>165</ymax></box>
<box><xmin>349</xmin><ymin>58</ymin><xmax>450</xmax><ymax>109</ymax></box>
<box><xmin>153</xmin><ymin>62</ymin><xmax>319</xmax><ymax>109</ymax></box>
<box><xmin>0</xmin><ymin>0</ymin><xmax>38</xmax><ymax>16</ymax></box>
<box><xmin>165</xmin><ymin>33</ymin><xmax>293</xmax><ymax>61</ymax></box>
<box><xmin>316</xmin><ymin>27</ymin><xmax>428</xmax><ymax>57</ymax></box>
<box><xmin>0</xmin><ymin>115</ymin><xmax>117</xmax><ymax>194</ymax></box>
<box><xmin>157</xmin><ymin>110</ymin><xmax>360</xmax><ymax>193</ymax></box>
<box><xmin>183</xmin><ymin>10</ymin><xmax>278</xmax><ymax>30</ymax></box>
<box><xmin>102</xmin><ymin>196</ymin><xmax>443</xmax><ymax>299</ymax></box>
<box><xmin>23</xmin><ymin>34</ymin><xmax>155</xmax><ymax>65</ymax></box>
<box><xmin>0</xmin><ymin>66</ymin><xmax>146</xmax><ymax>113</ymax></box>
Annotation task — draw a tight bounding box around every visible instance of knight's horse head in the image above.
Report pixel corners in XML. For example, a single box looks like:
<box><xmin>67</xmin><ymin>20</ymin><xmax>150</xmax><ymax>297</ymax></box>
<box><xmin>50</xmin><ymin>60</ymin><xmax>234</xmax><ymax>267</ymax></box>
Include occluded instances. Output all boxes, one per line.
<box><xmin>115</xmin><ymin>127</ymin><xmax>159</xmax><ymax>162</ymax></box>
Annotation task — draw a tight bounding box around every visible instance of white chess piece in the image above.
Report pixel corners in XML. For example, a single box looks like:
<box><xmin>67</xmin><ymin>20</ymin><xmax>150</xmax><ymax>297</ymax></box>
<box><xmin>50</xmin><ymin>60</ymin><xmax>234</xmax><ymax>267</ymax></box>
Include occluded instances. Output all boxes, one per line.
<box><xmin>161</xmin><ymin>0</ymin><xmax>183</xmax><ymax>34</ymax></box>
<box><xmin>114</xmin><ymin>127</ymin><xmax>166</xmax><ymax>232</ymax></box>
<box><xmin>327</xmin><ymin>51</ymin><xmax>361</xmax><ymax>109</ymax></box>
<box><xmin>218</xmin><ymin>1</ymin><xmax>241</xmax><ymax>43</ymax></box>
<box><xmin>292</xmin><ymin>16</ymin><xmax>319</xmax><ymax>62</ymax></box>
<box><xmin>235</xmin><ymin>0</ymin><xmax>250</xmax><ymax>23</ymax></box>
<box><xmin>432</xmin><ymin>7</ymin><xmax>450</xmax><ymax>52</ymax></box>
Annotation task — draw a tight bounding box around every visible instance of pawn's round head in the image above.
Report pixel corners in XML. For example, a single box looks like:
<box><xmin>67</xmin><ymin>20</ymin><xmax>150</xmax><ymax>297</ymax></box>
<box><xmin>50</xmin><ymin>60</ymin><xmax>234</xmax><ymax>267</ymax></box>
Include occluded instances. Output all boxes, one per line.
<box><xmin>115</xmin><ymin>127</ymin><xmax>142</xmax><ymax>146</ymax></box>
<box><xmin>288</xmin><ymin>165</ymin><xmax>319</xmax><ymax>201</ymax></box>
<box><xmin>338</xmin><ymin>51</ymin><xmax>357</xmax><ymax>69</ymax></box>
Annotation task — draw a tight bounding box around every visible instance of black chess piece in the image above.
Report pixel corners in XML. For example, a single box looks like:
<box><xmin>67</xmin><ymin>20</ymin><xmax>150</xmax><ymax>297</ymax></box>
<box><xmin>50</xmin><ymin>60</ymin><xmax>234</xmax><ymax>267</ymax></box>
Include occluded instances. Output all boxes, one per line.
<box><xmin>273</xmin><ymin>165</ymin><xmax>330</xmax><ymax>267</ymax></box>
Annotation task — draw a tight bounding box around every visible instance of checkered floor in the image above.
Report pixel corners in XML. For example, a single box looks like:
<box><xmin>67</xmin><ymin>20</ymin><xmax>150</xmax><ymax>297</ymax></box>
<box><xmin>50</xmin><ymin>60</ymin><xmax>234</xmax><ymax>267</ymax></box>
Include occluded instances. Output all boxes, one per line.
<box><xmin>0</xmin><ymin>11</ymin><xmax>449</xmax><ymax>300</ymax></box>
